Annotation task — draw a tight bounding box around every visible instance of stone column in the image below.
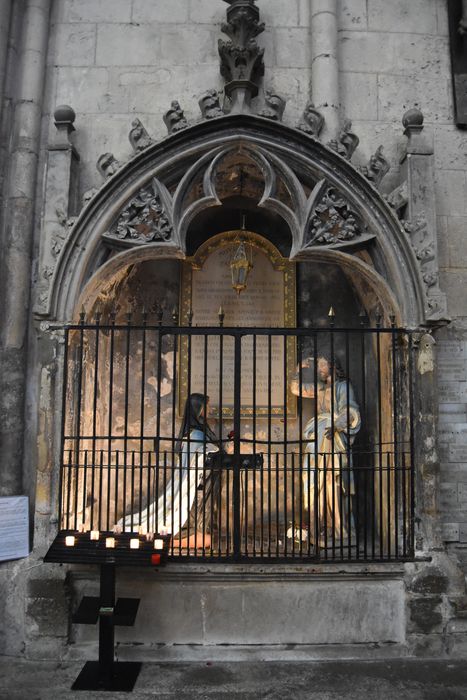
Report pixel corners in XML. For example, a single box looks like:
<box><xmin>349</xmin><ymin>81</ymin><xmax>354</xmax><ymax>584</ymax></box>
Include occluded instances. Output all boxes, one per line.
<box><xmin>310</xmin><ymin>0</ymin><xmax>340</xmax><ymax>140</ymax></box>
<box><xmin>0</xmin><ymin>0</ymin><xmax>52</xmax><ymax>496</ymax></box>
<box><xmin>401</xmin><ymin>108</ymin><xmax>447</xmax><ymax>552</ymax></box>
<box><xmin>0</xmin><ymin>0</ymin><xmax>12</xmax><ymax>129</ymax></box>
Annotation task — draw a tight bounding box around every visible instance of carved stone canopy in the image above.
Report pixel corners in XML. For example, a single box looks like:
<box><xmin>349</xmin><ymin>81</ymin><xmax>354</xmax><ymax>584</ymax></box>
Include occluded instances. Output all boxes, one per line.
<box><xmin>101</xmin><ymin>136</ymin><xmax>375</xmax><ymax>259</ymax></box>
<box><xmin>46</xmin><ymin>114</ymin><xmax>431</xmax><ymax>327</ymax></box>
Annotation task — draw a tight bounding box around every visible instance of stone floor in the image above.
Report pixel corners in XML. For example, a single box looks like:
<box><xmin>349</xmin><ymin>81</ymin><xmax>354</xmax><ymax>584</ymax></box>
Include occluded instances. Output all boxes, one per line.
<box><xmin>0</xmin><ymin>659</ymin><xmax>467</xmax><ymax>699</ymax></box>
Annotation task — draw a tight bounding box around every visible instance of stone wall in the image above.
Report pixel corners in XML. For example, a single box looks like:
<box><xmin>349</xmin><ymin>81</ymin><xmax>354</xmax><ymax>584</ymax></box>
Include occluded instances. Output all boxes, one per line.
<box><xmin>44</xmin><ymin>0</ymin><xmax>312</xmax><ymax>197</ymax></box>
<box><xmin>1</xmin><ymin>0</ymin><xmax>467</xmax><ymax>662</ymax></box>
<box><xmin>337</xmin><ymin>1</ymin><xmax>467</xmax><ymax>566</ymax></box>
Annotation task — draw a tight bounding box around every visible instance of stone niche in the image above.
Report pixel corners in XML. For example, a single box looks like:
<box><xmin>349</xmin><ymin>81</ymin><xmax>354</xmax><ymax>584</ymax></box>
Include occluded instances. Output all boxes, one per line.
<box><xmin>67</xmin><ymin>227</ymin><xmax>404</xmax><ymax>556</ymax></box>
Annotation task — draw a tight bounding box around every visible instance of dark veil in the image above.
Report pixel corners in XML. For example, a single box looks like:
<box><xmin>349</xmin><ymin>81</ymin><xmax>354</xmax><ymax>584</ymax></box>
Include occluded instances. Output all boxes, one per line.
<box><xmin>176</xmin><ymin>393</ymin><xmax>218</xmax><ymax>452</ymax></box>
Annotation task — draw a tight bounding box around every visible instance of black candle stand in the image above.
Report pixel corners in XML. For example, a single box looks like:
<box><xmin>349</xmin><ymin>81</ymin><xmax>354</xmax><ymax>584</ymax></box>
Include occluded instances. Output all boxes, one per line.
<box><xmin>45</xmin><ymin>531</ymin><xmax>170</xmax><ymax>692</ymax></box>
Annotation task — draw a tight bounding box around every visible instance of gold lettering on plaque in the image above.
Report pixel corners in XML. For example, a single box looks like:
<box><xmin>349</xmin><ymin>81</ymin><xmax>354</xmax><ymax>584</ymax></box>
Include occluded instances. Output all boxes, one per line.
<box><xmin>179</xmin><ymin>231</ymin><xmax>296</xmax><ymax>418</ymax></box>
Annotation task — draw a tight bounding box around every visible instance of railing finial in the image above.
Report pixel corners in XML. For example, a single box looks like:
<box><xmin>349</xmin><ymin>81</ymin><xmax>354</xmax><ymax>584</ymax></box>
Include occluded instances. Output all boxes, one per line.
<box><xmin>218</xmin><ymin>305</ymin><xmax>225</xmax><ymax>327</ymax></box>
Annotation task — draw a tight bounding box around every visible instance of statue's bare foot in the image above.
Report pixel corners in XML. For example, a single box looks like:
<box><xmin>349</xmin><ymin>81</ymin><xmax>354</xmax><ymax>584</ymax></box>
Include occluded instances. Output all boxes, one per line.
<box><xmin>173</xmin><ymin>534</ymin><xmax>211</xmax><ymax>550</ymax></box>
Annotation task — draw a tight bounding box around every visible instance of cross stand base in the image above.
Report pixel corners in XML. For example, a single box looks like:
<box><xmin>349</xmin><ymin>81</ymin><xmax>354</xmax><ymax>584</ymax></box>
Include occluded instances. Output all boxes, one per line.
<box><xmin>72</xmin><ymin>661</ymin><xmax>142</xmax><ymax>692</ymax></box>
<box><xmin>72</xmin><ymin>563</ymin><xmax>141</xmax><ymax>692</ymax></box>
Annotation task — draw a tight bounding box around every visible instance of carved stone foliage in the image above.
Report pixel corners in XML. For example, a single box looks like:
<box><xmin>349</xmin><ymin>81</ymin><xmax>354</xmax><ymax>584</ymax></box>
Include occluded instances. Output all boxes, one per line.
<box><xmin>403</xmin><ymin>212</ymin><xmax>446</xmax><ymax>317</ymax></box>
<box><xmin>297</xmin><ymin>101</ymin><xmax>324</xmax><ymax>137</ymax></box>
<box><xmin>103</xmin><ymin>178</ymin><xmax>173</xmax><ymax>249</ymax></box>
<box><xmin>328</xmin><ymin>119</ymin><xmax>359</xmax><ymax>160</ymax></box>
<box><xmin>259</xmin><ymin>90</ymin><xmax>286</xmax><ymax>121</ymax></box>
<box><xmin>129</xmin><ymin>118</ymin><xmax>153</xmax><ymax>152</ymax></box>
<box><xmin>35</xmin><ymin>219</ymin><xmax>75</xmax><ymax>313</ymax></box>
<box><xmin>360</xmin><ymin>146</ymin><xmax>390</xmax><ymax>188</ymax></box>
<box><xmin>199</xmin><ymin>89</ymin><xmax>224</xmax><ymax>120</ymax></box>
<box><xmin>219</xmin><ymin>0</ymin><xmax>265</xmax><ymax>108</ymax></box>
<box><xmin>163</xmin><ymin>101</ymin><xmax>189</xmax><ymax>134</ymax></box>
<box><xmin>385</xmin><ymin>181</ymin><xmax>408</xmax><ymax>218</ymax></box>
<box><xmin>303</xmin><ymin>187</ymin><xmax>371</xmax><ymax>250</ymax></box>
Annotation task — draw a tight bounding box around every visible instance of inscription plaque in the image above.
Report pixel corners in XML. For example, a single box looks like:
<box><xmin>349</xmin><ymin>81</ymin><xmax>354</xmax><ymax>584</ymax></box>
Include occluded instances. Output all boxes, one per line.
<box><xmin>0</xmin><ymin>496</ymin><xmax>29</xmax><ymax>562</ymax></box>
<box><xmin>179</xmin><ymin>231</ymin><xmax>296</xmax><ymax>418</ymax></box>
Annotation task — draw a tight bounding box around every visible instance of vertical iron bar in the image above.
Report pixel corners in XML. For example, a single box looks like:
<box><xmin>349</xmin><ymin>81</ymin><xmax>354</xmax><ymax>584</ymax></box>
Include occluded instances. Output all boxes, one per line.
<box><xmin>339</xmin><ymin>451</ymin><xmax>344</xmax><ymax>560</ymax></box>
<box><xmin>139</xmin><ymin>315</ymin><xmax>147</xmax><ymax>530</ymax></box>
<box><xmin>98</xmin><ymin>450</ymin><xmax>104</xmax><ymax>532</ymax></box>
<box><xmin>402</xmin><ymin>451</ymin><xmax>407</xmax><ymax>558</ymax></box>
<box><xmin>59</xmin><ymin>328</ymin><xmax>70</xmax><ymax>529</ymax></box>
<box><xmin>252</xmin><ymin>333</ymin><xmax>257</xmax><ymax>557</ymax></box>
<box><xmin>330</xmin><ymin>327</ymin><xmax>336</xmax><ymax>557</ymax></box>
<box><xmin>114</xmin><ymin>451</ymin><xmax>119</xmax><ymax>528</ymax></box>
<box><xmin>218</xmin><ymin>330</ymin><xmax>224</xmax><ymax>557</ymax></box>
<box><xmin>360</xmin><ymin>315</ymin><xmax>367</xmax><ymax>560</ymax></box>
<box><xmin>245</xmin><ymin>461</ymin><xmax>249</xmax><ymax>557</ymax></box>
<box><xmin>275</xmin><ymin>452</ymin><xmax>280</xmax><ymax>556</ymax></box>
<box><xmin>267</xmin><ymin>334</ymin><xmax>272</xmax><ymax>558</ymax></box>
<box><xmin>122</xmin><ymin>315</ymin><xmax>132</xmax><ymax>531</ymax></box>
<box><xmin>147</xmin><ymin>451</ymin><xmax>152</xmax><ymax>535</ymax></box>
<box><xmin>371</xmin><ymin>450</ymin><xmax>376</xmax><ymax>560</ymax></box>
<box><xmin>283</xmin><ymin>334</ymin><xmax>288</xmax><ymax>557</ymax></box>
<box><xmin>74</xmin><ymin>314</ymin><xmax>85</xmax><ymax>531</ymax></box>
<box><xmin>154</xmin><ymin>320</ymin><xmax>163</xmax><ymax>533</ymax></box>
<box><xmin>298</xmin><ymin>337</ymin><xmax>310</xmax><ymax>556</ymax></box>
<box><xmin>257</xmin><ymin>336</ymin><xmax>264</xmax><ymax>557</ymax></box>
<box><xmin>297</xmin><ymin>337</ymin><xmax>303</xmax><ymax>558</ymax></box>
<box><xmin>203</xmin><ymin>334</ymin><xmax>208</xmax><ymax>557</ymax></box>
<box><xmin>409</xmin><ymin>333</ymin><xmax>415</xmax><ymax>557</ymax></box>
<box><xmin>291</xmin><ymin>451</ymin><xmax>295</xmax><ymax>558</ymax></box>
<box><xmin>376</xmin><ymin>322</ymin><xmax>383</xmax><ymax>558</ymax></box>
<box><xmin>386</xmin><ymin>451</ymin><xmax>391</xmax><ymax>559</ymax></box>
<box><xmin>130</xmin><ymin>451</ymin><xmax>136</xmax><ymax>533</ymax></box>
<box><xmin>345</xmin><ymin>329</ymin><xmax>351</xmax><ymax>560</ymax></box>
<box><xmin>313</xmin><ymin>333</ymin><xmax>319</xmax><ymax>560</ymax></box>
<box><xmin>107</xmin><ymin>313</ymin><xmax>116</xmax><ymax>532</ymax></box>
<box><xmin>323</xmin><ymin>452</ymin><xmax>328</xmax><ymax>560</ymax></box>
<box><xmin>81</xmin><ymin>450</ymin><xmax>88</xmax><ymax>528</ymax></box>
<box><xmin>170</xmin><ymin>326</ymin><xmax>178</xmax><ymax>554</ymax></box>
<box><xmin>90</xmin><ymin>315</ymin><xmax>101</xmax><ymax>531</ymax></box>
<box><xmin>186</xmin><ymin>326</ymin><xmax>192</xmax><ymax>553</ymax></box>
<box><xmin>65</xmin><ymin>449</ymin><xmax>72</xmax><ymax>530</ymax></box>
<box><xmin>391</xmin><ymin>321</ymin><xmax>399</xmax><ymax>557</ymax></box>
<box><xmin>233</xmin><ymin>332</ymin><xmax>242</xmax><ymax>560</ymax></box>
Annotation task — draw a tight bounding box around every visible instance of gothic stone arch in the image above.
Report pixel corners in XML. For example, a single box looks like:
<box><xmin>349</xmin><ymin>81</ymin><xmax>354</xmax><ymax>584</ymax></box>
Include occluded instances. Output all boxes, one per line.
<box><xmin>44</xmin><ymin>115</ymin><xmax>427</xmax><ymax>328</ymax></box>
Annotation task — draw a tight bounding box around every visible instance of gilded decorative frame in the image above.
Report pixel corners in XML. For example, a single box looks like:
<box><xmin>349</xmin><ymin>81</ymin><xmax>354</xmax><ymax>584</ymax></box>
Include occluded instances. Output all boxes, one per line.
<box><xmin>179</xmin><ymin>231</ymin><xmax>296</xmax><ymax>419</ymax></box>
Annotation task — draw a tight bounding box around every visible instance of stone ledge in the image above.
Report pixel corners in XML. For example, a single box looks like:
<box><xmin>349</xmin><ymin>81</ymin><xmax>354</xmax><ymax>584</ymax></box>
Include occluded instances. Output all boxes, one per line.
<box><xmin>66</xmin><ymin>641</ymin><xmax>410</xmax><ymax>663</ymax></box>
<box><xmin>68</xmin><ymin>561</ymin><xmax>407</xmax><ymax>584</ymax></box>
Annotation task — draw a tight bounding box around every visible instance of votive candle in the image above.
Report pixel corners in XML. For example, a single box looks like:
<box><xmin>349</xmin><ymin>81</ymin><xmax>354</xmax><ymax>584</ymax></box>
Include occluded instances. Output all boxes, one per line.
<box><xmin>105</xmin><ymin>537</ymin><xmax>115</xmax><ymax>548</ymax></box>
<box><xmin>130</xmin><ymin>538</ymin><xmax>140</xmax><ymax>550</ymax></box>
<box><xmin>65</xmin><ymin>536</ymin><xmax>75</xmax><ymax>547</ymax></box>
<box><xmin>90</xmin><ymin>530</ymin><xmax>99</xmax><ymax>541</ymax></box>
<box><xmin>154</xmin><ymin>539</ymin><xmax>164</xmax><ymax>550</ymax></box>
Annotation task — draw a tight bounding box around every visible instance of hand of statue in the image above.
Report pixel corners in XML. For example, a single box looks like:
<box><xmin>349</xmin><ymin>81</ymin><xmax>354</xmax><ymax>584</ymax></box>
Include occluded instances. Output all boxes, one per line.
<box><xmin>334</xmin><ymin>415</ymin><xmax>347</xmax><ymax>430</ymax></box>
<box><xmin>295</xmin><ymin>357</ymin><xmax>312</xmax><ymax>373</ymax></box>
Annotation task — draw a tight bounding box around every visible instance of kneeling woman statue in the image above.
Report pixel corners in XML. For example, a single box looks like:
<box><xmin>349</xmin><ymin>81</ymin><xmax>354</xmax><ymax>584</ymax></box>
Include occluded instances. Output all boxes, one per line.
<box><xmin>121</xmin><ymin>393</ymin><xmax>221</xmax><ymax>548</ymax></box>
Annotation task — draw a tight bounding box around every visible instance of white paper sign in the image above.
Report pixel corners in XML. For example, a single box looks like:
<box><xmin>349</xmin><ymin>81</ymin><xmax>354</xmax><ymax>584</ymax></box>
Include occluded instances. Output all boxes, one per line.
<box><xmin>0</xmin><ymin>496</ymin><xmax>29</xmax><ymax>562</ymax></box>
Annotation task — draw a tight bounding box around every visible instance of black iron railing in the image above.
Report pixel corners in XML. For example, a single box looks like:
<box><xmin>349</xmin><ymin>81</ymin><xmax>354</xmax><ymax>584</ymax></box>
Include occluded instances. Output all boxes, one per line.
<box><xmin>58</xmin><ymin>314</ymin><xmax>415</xmax><ymax>562</ymax></box>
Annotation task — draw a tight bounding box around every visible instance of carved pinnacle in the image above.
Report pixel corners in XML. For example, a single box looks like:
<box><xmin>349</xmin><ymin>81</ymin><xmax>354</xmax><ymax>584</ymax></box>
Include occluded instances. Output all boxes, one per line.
<box><xmin>219</xmin><ymin>0</ymin><xmax>265</xmax><ymax>113</ymax></box>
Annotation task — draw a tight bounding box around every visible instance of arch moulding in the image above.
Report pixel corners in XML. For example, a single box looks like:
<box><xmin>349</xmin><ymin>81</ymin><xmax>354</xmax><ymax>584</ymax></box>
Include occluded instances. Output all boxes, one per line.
<box><xmin>43</xmin><ymin>115</ymin><xmax>433</xmax><ymax>328</ymax></box>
